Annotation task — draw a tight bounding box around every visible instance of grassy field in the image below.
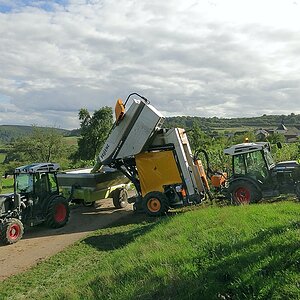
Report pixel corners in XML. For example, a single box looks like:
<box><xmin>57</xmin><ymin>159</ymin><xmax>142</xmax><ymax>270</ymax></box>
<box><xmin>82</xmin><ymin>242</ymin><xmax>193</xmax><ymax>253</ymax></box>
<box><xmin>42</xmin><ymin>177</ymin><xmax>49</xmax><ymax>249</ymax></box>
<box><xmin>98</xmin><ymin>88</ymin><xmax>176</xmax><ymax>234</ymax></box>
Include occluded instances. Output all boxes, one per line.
<box><xmin>63</xmin><ymin>136</ymin><xmax>79</xmax><ymax>146</ymax></box>
<box><xmin>1</xmin><ymin>176</ymin><xmax>14</xmax><ymax>193</ymax></box>
<box><xmin>0</xmin><ymin>201</ymin><xmax>299</xmax><ymax>300</ymax></box>
<box><xmin>0</xmin><ymin>153</ymin><xmax>6</xmax><ymax>163</ymax></box>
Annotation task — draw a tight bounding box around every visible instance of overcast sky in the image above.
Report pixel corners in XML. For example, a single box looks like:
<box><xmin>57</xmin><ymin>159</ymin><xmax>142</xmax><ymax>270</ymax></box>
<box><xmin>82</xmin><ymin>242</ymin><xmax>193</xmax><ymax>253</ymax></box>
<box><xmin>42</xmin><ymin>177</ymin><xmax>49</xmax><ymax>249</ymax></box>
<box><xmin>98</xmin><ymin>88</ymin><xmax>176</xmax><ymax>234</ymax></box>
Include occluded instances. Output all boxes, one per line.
<box><xmin>1</xmin><ymin>0</ymin><xmax>300</xmax><ymax>129</ymax></box>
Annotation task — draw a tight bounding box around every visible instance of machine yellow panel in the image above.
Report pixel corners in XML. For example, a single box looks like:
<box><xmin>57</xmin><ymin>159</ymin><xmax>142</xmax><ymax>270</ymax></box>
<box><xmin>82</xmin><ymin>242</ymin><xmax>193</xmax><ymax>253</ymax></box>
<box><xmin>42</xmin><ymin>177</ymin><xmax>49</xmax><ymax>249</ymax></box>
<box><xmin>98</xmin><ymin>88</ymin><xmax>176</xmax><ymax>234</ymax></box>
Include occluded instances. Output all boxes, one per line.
<box><xmin>135</xmin><ymin>151</ymin><xmax>182</xmax><ymax>196</ymax></box>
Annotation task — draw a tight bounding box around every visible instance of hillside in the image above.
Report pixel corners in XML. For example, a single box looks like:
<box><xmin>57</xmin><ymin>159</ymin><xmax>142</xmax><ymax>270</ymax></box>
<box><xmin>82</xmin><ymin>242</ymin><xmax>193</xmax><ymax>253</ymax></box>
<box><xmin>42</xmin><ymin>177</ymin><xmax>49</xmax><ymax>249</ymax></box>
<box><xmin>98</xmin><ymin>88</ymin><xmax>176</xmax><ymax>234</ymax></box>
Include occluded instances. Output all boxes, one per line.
<box><xmin>164</xmin><ymin>113</ymin><xmax>300</xmax><ymax>132</ymax></box>
<box><xmin>0</xmin><ymin>125</ymin><xmax>76</xmax><ymax>143</ymax></box>
<box><xmin>1</xmin><ymin>113</ymin><xmax>300</xmax><ymax>143</ymax></box>
<box><xmin>0</xmin><ymin>201</ymin><xmax>299</xmax><ymax>300</ymax></box>
<box><xmin>0</xmin><ymin>113</ymin><xmax>300</xmax><ymax>143</ymax></box>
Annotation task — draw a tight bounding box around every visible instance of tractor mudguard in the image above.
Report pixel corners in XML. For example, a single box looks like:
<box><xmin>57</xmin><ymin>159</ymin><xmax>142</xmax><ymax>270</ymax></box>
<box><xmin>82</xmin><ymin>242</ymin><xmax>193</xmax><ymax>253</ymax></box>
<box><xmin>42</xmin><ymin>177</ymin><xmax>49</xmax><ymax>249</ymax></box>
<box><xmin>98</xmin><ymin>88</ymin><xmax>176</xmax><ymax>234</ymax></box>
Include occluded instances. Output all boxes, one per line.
<box><xmin>228</xmin><ymin>176</ymin><xmax>262</xmax><ymax>193</ymax></box>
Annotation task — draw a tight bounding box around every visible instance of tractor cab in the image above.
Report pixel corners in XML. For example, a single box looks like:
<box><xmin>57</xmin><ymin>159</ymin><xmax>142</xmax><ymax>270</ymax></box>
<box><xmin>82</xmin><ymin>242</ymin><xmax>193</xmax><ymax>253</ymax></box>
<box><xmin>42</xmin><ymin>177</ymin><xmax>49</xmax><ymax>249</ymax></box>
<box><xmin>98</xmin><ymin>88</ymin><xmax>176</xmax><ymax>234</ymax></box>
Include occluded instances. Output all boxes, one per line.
<box><xmin>224</xmin><ymin>142</ymin><xmax>274</xmax><ymax>183</ymax></box>
<box><xmin>15</xmin><ymin>163</ymin><xmax>60</xmax><ymax>207</ymax></box>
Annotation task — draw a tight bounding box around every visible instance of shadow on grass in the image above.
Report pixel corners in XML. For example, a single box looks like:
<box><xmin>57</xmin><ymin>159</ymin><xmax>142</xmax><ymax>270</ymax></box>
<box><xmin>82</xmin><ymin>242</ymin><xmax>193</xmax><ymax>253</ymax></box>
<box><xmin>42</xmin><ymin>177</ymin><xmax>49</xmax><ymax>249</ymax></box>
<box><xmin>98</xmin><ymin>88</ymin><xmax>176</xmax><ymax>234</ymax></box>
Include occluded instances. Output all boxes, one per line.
<box><xmin>86</xmin><ymin>222</ymin><xmax>300</xmax><ymax>300</ymax></box>
<box><xmin>82</xmin><ymin>212</ymin><xmax>173</xmax><ymax>251</ymax></box>
<box><xmin>83</xmin><ymin>222</ymin><xmax>157</xmax><ymax>251</ymax></box>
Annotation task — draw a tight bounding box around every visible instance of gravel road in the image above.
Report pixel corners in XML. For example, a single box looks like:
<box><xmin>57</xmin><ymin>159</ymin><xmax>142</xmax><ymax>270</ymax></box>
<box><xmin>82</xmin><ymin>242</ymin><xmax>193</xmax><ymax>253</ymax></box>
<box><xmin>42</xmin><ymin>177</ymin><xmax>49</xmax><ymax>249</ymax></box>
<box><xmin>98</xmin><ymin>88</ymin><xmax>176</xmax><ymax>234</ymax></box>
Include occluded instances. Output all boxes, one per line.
<box><xmin>0</xmin><ymin>199</ymin><xmax>133</xmax><ymax>281</ymax></box>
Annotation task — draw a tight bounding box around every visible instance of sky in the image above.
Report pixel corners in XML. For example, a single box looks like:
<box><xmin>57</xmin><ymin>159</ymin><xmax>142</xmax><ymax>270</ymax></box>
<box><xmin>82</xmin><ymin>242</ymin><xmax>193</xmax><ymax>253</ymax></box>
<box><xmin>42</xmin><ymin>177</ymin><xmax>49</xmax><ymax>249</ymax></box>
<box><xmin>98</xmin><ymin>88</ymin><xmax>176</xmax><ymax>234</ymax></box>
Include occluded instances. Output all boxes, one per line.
<box><xmin>1</xmin><ymin>0</ymin><xmax>300</xmax><ymax>129</ymax></box>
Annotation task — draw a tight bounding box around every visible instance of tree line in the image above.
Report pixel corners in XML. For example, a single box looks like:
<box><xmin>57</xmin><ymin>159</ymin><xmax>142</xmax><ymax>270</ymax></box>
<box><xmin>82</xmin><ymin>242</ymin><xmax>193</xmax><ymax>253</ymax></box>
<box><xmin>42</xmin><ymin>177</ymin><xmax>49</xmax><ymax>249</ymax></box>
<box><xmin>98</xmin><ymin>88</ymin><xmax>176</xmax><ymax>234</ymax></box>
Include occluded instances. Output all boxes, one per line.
<box><xmin>165</xmin><ymin>113</ymin><xmax>300</xmax><ymax>132</ymax></box>
<box><xmin>1</xmin><ymin>107</ymin><xmax>300</xmax><ymax>176</ymax></box>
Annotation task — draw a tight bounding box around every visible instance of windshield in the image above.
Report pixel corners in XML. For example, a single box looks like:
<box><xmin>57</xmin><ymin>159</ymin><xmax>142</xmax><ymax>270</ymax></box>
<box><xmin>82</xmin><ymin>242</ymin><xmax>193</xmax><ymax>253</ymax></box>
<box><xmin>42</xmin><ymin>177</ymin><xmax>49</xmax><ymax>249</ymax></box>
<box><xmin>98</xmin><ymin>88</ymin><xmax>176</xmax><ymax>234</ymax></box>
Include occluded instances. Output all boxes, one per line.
<box><xmin>15</xmin><ymin>173</ymin><xmax>34</xmax><ymax>193</ymax></box>
<box><xmin>233</xmin><ymin>150</ymin><xmax>269</xmax><ymax>181</ymax></box>
<box><xmin>264</xmin><ymin>149</ymin><xmax>275</xmax><ymax>168</ymax></box>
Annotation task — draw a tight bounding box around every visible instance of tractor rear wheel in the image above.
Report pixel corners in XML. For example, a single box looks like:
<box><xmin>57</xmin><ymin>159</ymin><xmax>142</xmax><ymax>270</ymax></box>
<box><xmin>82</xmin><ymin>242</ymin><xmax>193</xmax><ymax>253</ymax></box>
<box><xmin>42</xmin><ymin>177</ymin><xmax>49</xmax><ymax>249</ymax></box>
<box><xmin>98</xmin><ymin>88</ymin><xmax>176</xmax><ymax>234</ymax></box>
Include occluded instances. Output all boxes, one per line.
<box><xmin>143</xmin><ymin>191</ymin><xmax>169</xmax><ymax>216</ymax></box>
<box><xmin>0</xmin><ymin>218</ymin><xmax>24</xmax><ymax>245</ymax></box>
<box><xmin>46</xmin><ymin>197</ymin><xmax>70</xmax><ymax>228</ymax></box>
<box><xmin>112</xmin><ymin>188</ymin><xmax>128</xmax><ymax>209</ymax></box>
<box><xmin>229</xmin><ymin>181</ymin><xmax>261</xmax><ymax>205</ymax></box>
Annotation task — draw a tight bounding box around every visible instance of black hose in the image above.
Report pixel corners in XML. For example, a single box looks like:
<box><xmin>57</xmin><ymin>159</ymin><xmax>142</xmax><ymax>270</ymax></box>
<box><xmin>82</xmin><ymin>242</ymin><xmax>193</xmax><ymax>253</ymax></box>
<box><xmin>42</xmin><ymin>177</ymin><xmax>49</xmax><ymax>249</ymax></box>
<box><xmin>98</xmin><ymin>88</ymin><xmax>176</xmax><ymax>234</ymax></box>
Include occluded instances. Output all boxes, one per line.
<box><xmin>194</xmin><ymin>149</ymin><xmax>214</xmax><ymax>177</ymax></box>
<box><xmin>124</xmin><ymin>93</ymin><xmax>150</xmax><ymax>107</ymax></box>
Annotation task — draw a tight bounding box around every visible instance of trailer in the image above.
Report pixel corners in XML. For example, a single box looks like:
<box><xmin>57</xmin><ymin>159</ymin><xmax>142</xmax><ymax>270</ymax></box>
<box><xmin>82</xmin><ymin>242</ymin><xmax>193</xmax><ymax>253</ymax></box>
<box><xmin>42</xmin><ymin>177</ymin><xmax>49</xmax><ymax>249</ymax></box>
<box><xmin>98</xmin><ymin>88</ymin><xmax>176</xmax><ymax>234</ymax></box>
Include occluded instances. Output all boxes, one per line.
<box><xmin>57</xmin><ymin>166</ymin><xmax>131</xmax><ymax>208</ymax></box>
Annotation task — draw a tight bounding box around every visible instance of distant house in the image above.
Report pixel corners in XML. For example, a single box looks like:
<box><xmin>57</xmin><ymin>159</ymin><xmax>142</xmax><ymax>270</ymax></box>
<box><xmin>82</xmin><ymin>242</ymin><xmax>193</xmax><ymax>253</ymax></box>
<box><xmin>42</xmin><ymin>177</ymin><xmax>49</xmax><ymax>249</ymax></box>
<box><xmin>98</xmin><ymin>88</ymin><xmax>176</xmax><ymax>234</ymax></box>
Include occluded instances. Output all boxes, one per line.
<box><xmin>275</xmin><ymin>123</ymin><xmax>300</xmax><ymax>142</ymax></box>
<box><xmin>283</xmin><ymin>127</ymin><xmax>300</xmax><ymax>142</ymax></box>
<box><xmin>255</xmin><ymin>123</ymin><xmax>300</xmax><ymax>143</ymax></box>
<box><xmin>275</xmin><ymin>123</ymin><xmax>288</xmax><ymax>134</ymax></box>
<box><xmin>255</xmin><ymin>129</ymin><xmax>269</xmax><ymax>141</ymax></box>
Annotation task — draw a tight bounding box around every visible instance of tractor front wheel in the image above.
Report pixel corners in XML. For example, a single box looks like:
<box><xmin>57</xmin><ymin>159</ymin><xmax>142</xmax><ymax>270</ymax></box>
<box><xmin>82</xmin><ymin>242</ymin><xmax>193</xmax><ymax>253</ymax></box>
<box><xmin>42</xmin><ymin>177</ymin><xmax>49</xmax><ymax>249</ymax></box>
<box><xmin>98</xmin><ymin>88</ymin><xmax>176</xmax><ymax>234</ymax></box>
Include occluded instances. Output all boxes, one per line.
<box><xmin>229</xmin><ymin>181</ymin><xmax>261</xmax><ymax>205</ymax></box>
<box><xmin>143</xmin><ymin>191</ymin><xmax>169</xmax><ymax>216</ymax></box>
<box><xmin>112</xmin><ymin>189</ymin><xmax>128</xmax><ymax>209</ymax></box>
<box><xmin>46</xmin><ymin>197</ymin><xmax>70</xmax><ymax>228</ymax></box>
<box><xmin>0</xmin><ymin>218</ymin><xmax>24</xmax><ymax>245</ymax></box>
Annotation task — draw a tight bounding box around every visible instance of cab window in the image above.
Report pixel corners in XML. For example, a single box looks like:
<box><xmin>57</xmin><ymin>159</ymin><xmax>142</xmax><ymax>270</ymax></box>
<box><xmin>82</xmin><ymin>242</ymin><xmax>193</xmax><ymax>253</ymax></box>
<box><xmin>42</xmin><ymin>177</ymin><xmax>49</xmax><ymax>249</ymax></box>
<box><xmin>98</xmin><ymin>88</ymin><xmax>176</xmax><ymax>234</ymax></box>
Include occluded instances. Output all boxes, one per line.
<box><xmin>48</xmin><ymin>173</ymin><xmax>57</xmax><ymax>192</ymax></box>
<box><xmin>233</xmin><ymin>155</ymin><xmax>246</xmax><ymax>175</ymax></box>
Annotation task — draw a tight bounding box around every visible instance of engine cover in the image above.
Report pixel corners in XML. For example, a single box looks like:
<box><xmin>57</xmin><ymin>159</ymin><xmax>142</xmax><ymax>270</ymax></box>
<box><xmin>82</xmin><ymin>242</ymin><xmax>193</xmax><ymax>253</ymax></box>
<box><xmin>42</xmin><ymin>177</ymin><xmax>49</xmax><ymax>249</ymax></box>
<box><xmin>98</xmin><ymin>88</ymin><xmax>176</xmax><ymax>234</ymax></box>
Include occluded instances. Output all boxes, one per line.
<box><xmin>0</xmin><ymin>194</ymin><xmax>14</xmax><ymax>216</ymax></box>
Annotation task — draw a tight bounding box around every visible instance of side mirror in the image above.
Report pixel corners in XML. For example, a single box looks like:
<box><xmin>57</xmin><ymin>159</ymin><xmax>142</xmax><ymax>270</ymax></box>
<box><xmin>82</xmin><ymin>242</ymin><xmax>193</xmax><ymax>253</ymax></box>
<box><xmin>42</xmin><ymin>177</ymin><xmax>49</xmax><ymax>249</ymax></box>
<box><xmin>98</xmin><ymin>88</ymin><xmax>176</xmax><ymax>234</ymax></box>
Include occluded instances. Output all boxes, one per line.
<box><xmin>277</xmin><ymin>142</ymin><xmax>283</xmax><ymax>149</ymax></box>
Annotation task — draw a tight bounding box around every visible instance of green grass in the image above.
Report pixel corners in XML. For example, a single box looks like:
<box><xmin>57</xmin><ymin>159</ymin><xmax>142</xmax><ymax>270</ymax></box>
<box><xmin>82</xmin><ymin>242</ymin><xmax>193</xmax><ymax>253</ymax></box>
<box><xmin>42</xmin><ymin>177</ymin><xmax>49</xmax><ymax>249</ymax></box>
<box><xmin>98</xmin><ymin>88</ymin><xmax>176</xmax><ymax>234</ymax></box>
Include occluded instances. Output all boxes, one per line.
<box><xmin>1</xmin><ymin>176</ymin><xmax>14</xmax><ymax>193</ymax></box>
<box><xmin>0</xmin><ymin>153</ymin><xmax>6</xmax><ymax>163</ymax></box>
<box><xmin>63</xmin><ymin>136</ymin><xmax>79</xmax><ymax>146</ymax></box>
<box><xmin>0</xmin><ymin>201</ymin><xmax>299</xmax><ymax>300</ymax></box>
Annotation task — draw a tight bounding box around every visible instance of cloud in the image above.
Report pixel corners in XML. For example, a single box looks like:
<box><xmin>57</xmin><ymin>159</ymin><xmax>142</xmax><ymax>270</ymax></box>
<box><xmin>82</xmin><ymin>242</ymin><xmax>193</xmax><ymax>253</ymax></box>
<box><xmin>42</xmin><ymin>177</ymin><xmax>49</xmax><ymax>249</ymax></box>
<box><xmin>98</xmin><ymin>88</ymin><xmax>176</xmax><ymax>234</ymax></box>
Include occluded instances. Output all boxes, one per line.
<box><xmin>1</xmin><ymin>0</ymin><xmax>300</xmax><ymax>129</ymax></box>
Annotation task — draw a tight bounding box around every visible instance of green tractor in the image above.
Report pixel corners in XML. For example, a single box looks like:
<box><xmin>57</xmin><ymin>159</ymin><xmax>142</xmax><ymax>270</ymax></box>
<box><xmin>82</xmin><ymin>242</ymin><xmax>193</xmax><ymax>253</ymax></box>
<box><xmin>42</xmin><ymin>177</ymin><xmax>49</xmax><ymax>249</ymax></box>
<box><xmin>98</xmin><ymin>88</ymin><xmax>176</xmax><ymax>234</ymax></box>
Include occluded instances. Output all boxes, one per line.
<box><xmin>0</xmin><ymin>163</ymin><xmax>70</xmax><ymax>245</ymax></box>
<box><xmin>224</xmin><ymin>142</ymin><xmax>300</xmax><ymax>204</ymax></box>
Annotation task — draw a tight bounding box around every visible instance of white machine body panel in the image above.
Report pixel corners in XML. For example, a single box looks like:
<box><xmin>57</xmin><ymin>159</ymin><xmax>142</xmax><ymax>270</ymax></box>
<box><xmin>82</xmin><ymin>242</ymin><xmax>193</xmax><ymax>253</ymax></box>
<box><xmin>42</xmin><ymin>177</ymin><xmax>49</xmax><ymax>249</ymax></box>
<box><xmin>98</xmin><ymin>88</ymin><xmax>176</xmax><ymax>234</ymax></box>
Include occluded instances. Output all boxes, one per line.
<box><xmin>163</xmin><ymin>128</ymin><xmax>200</xmax><ymax>196</ymax></box>
<box><xmin>99</xmin><ymin>99</ymin><xmax>164</xmax><ymax>165</ymax></box>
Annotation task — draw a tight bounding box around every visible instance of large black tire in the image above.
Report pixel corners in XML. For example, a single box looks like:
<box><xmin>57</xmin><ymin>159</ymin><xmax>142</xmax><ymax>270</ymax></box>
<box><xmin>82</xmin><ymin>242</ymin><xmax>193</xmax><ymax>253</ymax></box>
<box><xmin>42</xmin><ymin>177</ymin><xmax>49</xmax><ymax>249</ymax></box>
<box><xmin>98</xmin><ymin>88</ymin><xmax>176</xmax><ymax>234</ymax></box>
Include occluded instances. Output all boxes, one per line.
<box><xmin>46</xmin><ymin>196</ymin><xmax>70</xmax><ymax>228</ymax></box>
<box><xmin>112</xmin><ymin>189</ymin><xmax>128</xmax><ymax>209</ymax></box>
<box><xmin>0</xmin><ymin>218</ymin><xmax>24</xmax><ymax>245</ymax></box>
<box><xmin>229</xmin><ymin>180</ymin><xmax>262</xmax><ymax>205</ymax></box>
<box><xmin>143</xmin><ymin>191</ymin><xmax>169</xmax><ymax>216</ymax></box>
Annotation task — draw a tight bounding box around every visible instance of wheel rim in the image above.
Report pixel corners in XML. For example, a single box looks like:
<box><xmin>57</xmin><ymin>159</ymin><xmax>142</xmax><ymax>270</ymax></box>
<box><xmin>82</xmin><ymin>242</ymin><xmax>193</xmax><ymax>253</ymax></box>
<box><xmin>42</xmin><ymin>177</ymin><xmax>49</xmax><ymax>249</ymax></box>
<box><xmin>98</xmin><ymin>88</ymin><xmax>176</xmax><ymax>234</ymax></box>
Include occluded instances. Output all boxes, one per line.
<box><xmin>54</xmin><ymin>203</ymin><xmax>67</xmax><ymax>222</ymax></box>
<box><xmin>9</xmin><ymin>224</ymin><xmax>21</xmax><ymax>240</ymax></box>
<box><xmin>147</xmin><ymin>198</ymin><xmax>161</xmax><ymax>213</ymax></box>
<box><xmin>120</xmin><ymin>191</ymin><xmax>127</xmax><ymax>205</ymax></box>
<box><xmin>234</xmin><ymin>187</ymin><xmax>251</xmax><ymax>204</ymax></box>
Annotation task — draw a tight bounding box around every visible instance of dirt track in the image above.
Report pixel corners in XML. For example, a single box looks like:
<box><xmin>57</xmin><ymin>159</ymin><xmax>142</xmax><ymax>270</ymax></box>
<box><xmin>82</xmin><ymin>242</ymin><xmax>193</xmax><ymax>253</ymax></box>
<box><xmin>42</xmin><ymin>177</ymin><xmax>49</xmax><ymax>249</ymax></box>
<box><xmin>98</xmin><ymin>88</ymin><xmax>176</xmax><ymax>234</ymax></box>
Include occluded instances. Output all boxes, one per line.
<box><xmin>0</xmin><ymin>199</ymin><xmax>133</xmax><ymax>281</ymax></box>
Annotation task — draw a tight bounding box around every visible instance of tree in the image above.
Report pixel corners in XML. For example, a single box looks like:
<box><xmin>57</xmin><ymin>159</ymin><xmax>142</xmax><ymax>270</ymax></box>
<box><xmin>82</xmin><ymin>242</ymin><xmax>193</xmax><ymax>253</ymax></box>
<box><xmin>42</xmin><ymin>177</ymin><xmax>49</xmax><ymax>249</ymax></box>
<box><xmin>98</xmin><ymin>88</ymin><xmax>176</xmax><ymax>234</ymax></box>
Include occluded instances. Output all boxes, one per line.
<box><xmin>231</xmin><ymin>131</ymin><xmax>256</xmax><ymax>144</ymax></box>
<box><xmin>188</xmin><ymin>124</ymin><xmax>212</xmax><ymax>152</ymax></box>
<box><xmin>267</xmin><ymin>132</ymin><xmax>286</xmax><ymax>144</ymax></box>
<box><xmin>4</xmin><ymin>127</ymin><xmax>68</xmax><ymax>166</ymax></box>
<box><xmin>75</xmin><ymin>106</ymin><xmax>113</xmax><ymax>161</ymax></box>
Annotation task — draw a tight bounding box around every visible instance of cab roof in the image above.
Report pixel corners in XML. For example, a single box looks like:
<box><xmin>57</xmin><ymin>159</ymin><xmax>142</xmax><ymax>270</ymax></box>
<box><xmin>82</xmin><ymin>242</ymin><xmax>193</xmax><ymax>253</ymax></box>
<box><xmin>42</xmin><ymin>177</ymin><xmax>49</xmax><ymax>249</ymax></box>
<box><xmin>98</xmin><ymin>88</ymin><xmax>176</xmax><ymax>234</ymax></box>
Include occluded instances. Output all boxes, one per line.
<box><xmin>15</xmin><ymin>163</ymin><xmax>60</xmax><ymax>174</ymax></box>
<box><xmin>224</xmin><ymin>142</ymin><xmax>270</xmax><ymax>156</ymax></box>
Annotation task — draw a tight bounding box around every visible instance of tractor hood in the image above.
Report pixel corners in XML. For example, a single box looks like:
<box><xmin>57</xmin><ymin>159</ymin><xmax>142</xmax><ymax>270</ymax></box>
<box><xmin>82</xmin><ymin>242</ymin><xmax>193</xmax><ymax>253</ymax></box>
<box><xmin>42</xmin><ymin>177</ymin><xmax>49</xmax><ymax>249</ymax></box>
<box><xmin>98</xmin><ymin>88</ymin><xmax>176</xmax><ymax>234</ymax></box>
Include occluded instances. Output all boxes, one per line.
<box><xmin>274</xmin><ymin>160</ymin><xmax>299</xmax><ymax>171</ymax></box>
<box><xmin>273</xmin><ymin>160</ymin><xmax>300</xmax><ymax>179</ymax></box>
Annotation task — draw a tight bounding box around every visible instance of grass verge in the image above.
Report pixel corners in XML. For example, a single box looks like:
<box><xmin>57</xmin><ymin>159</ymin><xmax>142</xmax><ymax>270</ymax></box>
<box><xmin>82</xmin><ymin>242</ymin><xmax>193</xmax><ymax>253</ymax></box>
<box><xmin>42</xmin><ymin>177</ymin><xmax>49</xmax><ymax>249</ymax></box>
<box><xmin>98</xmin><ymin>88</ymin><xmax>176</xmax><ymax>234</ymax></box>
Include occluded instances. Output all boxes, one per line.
<box><xmin>0</xmin><ymin>201</ymin><xmax>299</xmax><ymax>300</ymax></box>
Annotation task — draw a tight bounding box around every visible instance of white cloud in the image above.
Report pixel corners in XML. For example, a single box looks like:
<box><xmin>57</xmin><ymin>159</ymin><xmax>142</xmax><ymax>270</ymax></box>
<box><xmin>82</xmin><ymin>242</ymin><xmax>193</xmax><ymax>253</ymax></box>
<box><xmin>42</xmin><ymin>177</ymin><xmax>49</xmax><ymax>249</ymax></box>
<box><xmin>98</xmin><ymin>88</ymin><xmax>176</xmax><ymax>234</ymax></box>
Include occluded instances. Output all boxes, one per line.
<box><xmin>1</xmin><ymin>0</ymin><xmax>300</xmax><ymax>129</ymax></box>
